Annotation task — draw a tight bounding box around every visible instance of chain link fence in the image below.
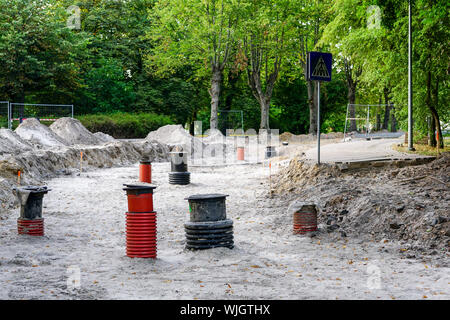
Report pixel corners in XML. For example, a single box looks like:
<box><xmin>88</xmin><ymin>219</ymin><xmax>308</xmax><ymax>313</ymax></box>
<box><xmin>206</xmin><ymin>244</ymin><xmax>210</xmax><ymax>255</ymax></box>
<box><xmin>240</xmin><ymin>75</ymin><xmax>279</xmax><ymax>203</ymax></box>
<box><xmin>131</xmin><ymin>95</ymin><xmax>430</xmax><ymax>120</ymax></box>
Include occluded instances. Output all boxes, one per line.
<box><xmin>9</xmin><ymin>103</ymin><xmax>74</xmax><ymax>129</ymax></box>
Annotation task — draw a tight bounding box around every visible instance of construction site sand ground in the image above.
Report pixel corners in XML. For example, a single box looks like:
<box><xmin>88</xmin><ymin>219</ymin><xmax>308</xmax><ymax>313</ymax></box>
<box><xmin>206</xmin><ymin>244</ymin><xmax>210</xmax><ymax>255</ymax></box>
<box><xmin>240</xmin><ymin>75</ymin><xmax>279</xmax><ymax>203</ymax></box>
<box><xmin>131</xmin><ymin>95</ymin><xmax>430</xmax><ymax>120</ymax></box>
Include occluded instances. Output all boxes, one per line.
<box><xmin>0</xmin><ymin>123</ymin><xmax>448</xmax><ymax>300</ymax></box>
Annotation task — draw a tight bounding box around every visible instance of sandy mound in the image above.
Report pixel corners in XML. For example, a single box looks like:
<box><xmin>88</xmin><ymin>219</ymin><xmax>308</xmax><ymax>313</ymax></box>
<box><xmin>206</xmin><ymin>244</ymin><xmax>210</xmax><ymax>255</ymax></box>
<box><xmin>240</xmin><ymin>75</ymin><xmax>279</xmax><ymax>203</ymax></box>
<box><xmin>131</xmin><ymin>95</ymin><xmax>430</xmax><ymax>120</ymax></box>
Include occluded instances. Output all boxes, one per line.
<box><xmin>0</xmin><ymin>139</ymin><xmax>169</xmax><ymax>210</ymax></box>
<box><xmin>15</xmin><ymin>118</ymin><xmax>69</xmax><ymax>147</ymax></box>
<box><xmin>146</xmin><ymin>124</ymin><xmax>204</xmax><ymax>154</ymax></box>
<box><xmin>0</xmin><ymin>129</ymin><xmax>34</xmax><ymax>155</ymax></box>
<box><xmin>202</xmin><ymin>128</ymin><xmax>225</xmax><ymax>144</ymax></box>
<box><xmin>50</xmin><ymin>117</ymin><xmax>103</xmax><ymax>146</ymax></box>
<box><xmin>94</xmin><ymin>132</ymin><xmax>115</xmax><ymax>143</ymax></box>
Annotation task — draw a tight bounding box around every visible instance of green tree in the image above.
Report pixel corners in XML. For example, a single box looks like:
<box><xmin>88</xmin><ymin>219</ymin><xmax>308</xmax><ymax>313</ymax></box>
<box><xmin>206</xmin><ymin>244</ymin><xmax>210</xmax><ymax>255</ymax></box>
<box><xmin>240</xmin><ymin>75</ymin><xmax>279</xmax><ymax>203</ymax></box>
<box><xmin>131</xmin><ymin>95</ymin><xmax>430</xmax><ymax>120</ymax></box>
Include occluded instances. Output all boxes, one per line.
<box><xmin>240</xmin><ymin>0</ymin><xmax>296</xmax><ymax>130</ymax></box>
<box><xmin>82</xmin><ymin>57</ymin><xmax>136</xmax><ymax>113</ymax></box>
<box><xmin>149</xmin><ymin>0</ymin><xmax>242</xmax><ymax>130</ymax></box>
<box><xmin>0</xmin><ymin>0</ymin><xmax>88</xmax><ymax>103</ymax></box>
<box><xmin>319</xmin><ymin>0</ymin><xmax>370</xmax><ymax>132</ymax></box>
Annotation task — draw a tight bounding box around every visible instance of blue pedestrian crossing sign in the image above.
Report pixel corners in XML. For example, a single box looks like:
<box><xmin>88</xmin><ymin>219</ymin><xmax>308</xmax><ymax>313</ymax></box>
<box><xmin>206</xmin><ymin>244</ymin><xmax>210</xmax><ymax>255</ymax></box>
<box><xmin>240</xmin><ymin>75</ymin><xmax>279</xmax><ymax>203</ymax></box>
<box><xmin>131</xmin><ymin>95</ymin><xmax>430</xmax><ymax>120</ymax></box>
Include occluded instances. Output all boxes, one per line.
<box><xmin>306</xmin><ymin>51</ymin><xmax>332</xmax><ymax>82</ymax></box>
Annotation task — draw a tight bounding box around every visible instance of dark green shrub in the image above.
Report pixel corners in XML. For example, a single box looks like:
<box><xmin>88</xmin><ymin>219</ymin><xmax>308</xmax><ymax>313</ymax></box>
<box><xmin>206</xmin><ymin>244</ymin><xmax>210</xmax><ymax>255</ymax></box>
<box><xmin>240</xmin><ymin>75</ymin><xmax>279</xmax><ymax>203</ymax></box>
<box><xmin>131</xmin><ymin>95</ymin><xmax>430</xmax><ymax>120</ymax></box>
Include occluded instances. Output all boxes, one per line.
<box><xmin>77</xmin><ymin>112</ymin><xmax>174</xmax><ymax>139</ymax></box>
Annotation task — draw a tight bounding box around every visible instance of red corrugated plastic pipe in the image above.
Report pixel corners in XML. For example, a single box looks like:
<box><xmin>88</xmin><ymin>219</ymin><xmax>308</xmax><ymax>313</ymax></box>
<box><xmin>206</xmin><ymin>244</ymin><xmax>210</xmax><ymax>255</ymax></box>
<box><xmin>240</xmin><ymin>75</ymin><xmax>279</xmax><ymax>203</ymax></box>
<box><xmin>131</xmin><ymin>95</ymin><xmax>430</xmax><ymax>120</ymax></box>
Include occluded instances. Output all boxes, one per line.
<box><xmin>139</xmin><ymin>158</ymin><xmax>152</xmax><ymax>183</ymax></box>
<box><xmin>125</xmin><ymin>212</ymin><xmax>157</xmax><ymax>258</ymax></box>
<box><xmin>123</xmin><ymin>184</ymin><xmax>158</xmax><ymax>258</ymax></box>
<box><xmin>293</xmin><ymin>205</ymin><xmax>318</xmax><ymax>234</ymax></box>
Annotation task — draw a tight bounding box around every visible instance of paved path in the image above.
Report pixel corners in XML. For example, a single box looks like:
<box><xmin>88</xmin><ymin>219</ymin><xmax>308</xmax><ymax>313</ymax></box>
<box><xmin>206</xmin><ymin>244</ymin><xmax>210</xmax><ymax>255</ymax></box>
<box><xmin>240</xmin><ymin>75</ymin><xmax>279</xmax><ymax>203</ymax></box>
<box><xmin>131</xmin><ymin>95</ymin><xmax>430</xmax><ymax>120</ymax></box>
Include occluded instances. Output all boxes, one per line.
<box><xmin>304</xmin><ymin>137</ymin><xmax>434</xmax><ymax>163</ymax></box>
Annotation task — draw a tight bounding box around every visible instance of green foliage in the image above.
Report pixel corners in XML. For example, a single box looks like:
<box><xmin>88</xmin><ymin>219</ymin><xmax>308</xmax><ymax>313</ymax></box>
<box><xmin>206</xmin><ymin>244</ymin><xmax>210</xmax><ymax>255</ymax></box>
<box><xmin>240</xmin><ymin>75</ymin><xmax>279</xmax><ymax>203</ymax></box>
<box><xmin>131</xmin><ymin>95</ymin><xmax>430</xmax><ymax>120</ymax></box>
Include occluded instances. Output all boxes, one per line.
<box><xmin>0</xmin><ymin>0</ymin><xmax>447</xmax><ymax>139</ymax></box>
<box><xmin>80</xmin><ymin>57</ymin><xmax>136</xmax><ymax>114</ymax></box>
<box><xmin>148</xmin><ymin>0</ymin><xmax>241</xmax><ymax>77</ymax></box>
<box><xmin>77</xmin><ymin>112</ymin><xmax>174</xmax><ymax>139</ymax></box>
<box><xmin>0</xmin><ymin>115</ymin><xmax>7</xmax><ymax>129</ymax></box>
<box><xmin>0</xmin><ymin>0</ymin><xmax>89</xmax><ymax>102</ymax></box>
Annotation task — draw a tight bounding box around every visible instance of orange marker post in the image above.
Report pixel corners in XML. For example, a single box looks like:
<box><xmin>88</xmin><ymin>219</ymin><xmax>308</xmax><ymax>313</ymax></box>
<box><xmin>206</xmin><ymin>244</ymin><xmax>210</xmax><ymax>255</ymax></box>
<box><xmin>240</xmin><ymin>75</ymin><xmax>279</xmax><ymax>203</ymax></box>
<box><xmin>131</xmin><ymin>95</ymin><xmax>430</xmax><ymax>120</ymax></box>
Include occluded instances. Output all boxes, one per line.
<box><xmin>17</xmin><ymin>170</ymin><xmax>21</xmax><ymax>185</ymax></box>
<box><xmin>269</xmin><ymin>162</ymin><xmax>272</xmax><ymax>198</ymax></box>
<box><xmin>80</xmin><ymin>151</ymin><xmax>83</xmax><ymax>173</ymax></box>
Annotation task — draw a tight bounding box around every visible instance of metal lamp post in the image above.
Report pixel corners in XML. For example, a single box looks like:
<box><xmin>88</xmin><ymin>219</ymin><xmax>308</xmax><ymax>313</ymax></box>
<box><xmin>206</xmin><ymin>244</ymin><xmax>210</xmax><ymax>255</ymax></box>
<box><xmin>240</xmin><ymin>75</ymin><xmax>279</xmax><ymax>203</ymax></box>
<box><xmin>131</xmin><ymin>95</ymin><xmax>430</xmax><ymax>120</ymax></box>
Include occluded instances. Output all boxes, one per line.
<box><xmin>408</xmin><ymin>0</ymin><xmax>415</xmax><ymax>151</ymax></box>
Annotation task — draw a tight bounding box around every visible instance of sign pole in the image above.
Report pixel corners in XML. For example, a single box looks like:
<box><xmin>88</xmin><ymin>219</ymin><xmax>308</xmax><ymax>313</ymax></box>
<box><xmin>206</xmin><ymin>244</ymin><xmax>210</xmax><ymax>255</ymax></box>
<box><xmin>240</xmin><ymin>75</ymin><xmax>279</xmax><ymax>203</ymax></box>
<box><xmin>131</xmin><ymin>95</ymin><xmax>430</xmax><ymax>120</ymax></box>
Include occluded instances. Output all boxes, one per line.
<box><xmin>317</xmin><ymin>81</ymin><xmax>321</xmax><ymax>165</ymax></box>
<box><xmin>306</xmin><ymin>51</ymin><xmax>332</xmax><ymax>165</ymax></box>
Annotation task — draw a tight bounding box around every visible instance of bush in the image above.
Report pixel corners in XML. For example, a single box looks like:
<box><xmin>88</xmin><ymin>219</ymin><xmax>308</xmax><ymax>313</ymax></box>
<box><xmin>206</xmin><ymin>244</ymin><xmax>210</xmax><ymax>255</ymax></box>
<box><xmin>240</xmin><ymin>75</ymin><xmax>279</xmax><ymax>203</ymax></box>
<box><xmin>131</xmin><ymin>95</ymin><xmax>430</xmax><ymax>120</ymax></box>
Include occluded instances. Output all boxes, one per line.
<box><xmin>0</xmin><ymin>115</ymin><xmax>8</xmax><ymax>129</ymax></box>
<box><xmin>77</xmin><ymin>112</ymin><xmax>175</xmax><ymax>139</ymax></box>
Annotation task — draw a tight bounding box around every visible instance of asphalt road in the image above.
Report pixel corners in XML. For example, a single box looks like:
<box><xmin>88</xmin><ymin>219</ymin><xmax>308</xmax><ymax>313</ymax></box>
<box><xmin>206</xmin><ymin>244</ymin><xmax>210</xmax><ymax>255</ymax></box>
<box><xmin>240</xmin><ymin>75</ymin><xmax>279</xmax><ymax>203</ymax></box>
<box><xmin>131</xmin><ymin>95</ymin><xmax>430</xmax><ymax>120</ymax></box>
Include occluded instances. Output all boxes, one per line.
<box><xmin>304</xmin><ymin>137</ymin><xmax>433</xmax><ymax>163</ymax></box>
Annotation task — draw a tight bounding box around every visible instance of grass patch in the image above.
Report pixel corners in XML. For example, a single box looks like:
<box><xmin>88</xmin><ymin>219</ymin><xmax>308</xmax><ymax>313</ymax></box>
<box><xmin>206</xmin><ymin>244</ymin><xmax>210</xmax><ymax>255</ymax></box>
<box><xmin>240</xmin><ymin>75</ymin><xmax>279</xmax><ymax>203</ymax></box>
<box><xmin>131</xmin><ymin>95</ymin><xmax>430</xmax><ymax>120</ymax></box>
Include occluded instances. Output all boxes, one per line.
<box><xmin>393</xmin><ymin>138</ymin><xmax>450</xmax><ymax>157</ymax></box>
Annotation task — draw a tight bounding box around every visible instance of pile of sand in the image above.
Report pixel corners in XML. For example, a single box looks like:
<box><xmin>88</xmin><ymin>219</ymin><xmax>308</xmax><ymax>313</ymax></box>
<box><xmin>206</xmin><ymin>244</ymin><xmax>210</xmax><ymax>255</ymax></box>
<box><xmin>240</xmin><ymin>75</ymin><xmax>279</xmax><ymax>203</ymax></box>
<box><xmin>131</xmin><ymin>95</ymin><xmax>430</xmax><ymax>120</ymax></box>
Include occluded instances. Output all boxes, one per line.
<box><xmin>0</xmin><ymin>129</ymin><xmax>34</xmax><ymax>155</ymax></box>
<box><xmin>0</xmin><ymin>118</ymin><xmax>170</xmax><ymax>211</ymax></box>
<box><xmin>273</xmin><ymin>155</ymin><xmax>450</xmax><ymax>252</ymax></box>
<box><xmin>93</xmin><ymin>132</ymin><xmax>115</xmax><ymax>143</ymax></box>
<box><xmin>201</xmin><ymin>129</ymin><xmax>225</xmax><ymax>144</ymax></box>
<box><xmin>49</xmin><ymin>117</ymin><xmax>104</xmax><ymax>146</ymax></box>
<box><xmin>0</xmin><ymin>139</ymin><xmax>169</xmax><ymax>211</ymax></box>
<box><xmin>15</xmin><ymin>118</ymin><xmax>69</xmax><ymax>147</ymax></box>
<box><xmin>146</xmin><ymin>124</ymin><xmax>204</xmax><ymax>154</ymax></box>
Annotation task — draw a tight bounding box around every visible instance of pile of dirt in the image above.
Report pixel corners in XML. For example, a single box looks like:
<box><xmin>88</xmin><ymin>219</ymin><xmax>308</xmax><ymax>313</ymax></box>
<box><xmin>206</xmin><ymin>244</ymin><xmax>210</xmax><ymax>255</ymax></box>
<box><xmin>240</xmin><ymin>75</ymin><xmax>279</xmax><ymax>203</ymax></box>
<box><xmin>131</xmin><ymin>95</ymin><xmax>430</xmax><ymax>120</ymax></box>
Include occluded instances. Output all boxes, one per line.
<box><xmin>322</xmin><ymin>132</ymin><xmax>344</xmax><ymax>139</ymax></box>
<box><xmin>280</xmin><ymin>132</ymin><xmax>344</xmax><ymax>143</ymax></box>
<box><xmin>0</xmin><ymin>129</ymin><xmax>34</xmax><ymax>155</ymax></box>
<box><xmin>280</xmin><ymin>132</ymin><xmax>293</xmax><ymax>142</ymax></box>
<box><xmin>15</xmin><ymin>118</ymin><xmax>69</xmax><ymax>147</ymax></box>
<box><xmin>273</xmin><ymin>154</ymin><xmax>450</xmax><ymax>255</ymax></box>
<box><xmin>146</xmin><ymin>124</ymin><xmax>205</xmax><ymax>155</ymax></box>
<box><xmin>49</xmin><ymin>117</ymin><xmax>104</xmax><ymax>145</ymax></box>
<box><xmin>273</xmin><ymin>159</ymin><xmax>341</xmax><ymax>193</ymax></box>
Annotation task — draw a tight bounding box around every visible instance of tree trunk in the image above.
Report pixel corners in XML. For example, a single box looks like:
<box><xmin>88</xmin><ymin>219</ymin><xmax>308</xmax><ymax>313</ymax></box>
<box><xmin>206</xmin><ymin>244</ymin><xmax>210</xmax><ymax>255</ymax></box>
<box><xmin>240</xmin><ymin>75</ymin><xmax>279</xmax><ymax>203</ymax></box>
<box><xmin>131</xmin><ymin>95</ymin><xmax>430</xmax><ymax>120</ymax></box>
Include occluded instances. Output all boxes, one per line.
<box><xmin>430</xmin><ymin>110</ymin><xmax>443</xmax><ymax>149</ymax></box>
<box><xmin>209</xmin><ymin>66</ymin><xmax>222</xmax><ymax>130</ymax></box>
<box><xmin>189</xmin><ymin>109</ymin><xmax>197</xmax><ymax>136</ymax></box>
<box><xmin>382</xmin><ymin>87</ymin><xmax>391</xmax><ymax>130</ymax></box>
<box><xmin>428</xmin><ymin>116</ymin><xmax>437</xmax><ymax>147</ymax></box>
<box><xmin>343</xmin><ymin>59</ymin><xmax>360</xmax><ymax>132</ymax></box>
<box><xmin>426</xmin><ymin>70</ymin><xmax>444</xmax><ymax>148</ymax></box>
<box><xmin>390</xmin><ymin>113</ymin><xmax>397</xmax><ymax>132</ymax></box>
<box><xmin>220</xmin><ymin>72</ymin><xmax>240</xmax><ymax>134</ymax></box>
<box><xmin>433</xmin><ymin>76</ymin><xmax>444</xmax><ymax>149</ymax></box>
<box><xmin>348</xmin><ymin>85</ymin><xmax>356</xmax><ymax>132</ymax></box>
<box><xmin>376</xmin><ymin>95</ymin><xmax>382</xmax><ymax>131</ymax></box>
<box><xmin>259</xmin><ymin>97</ymin><xmax>270</xmax><ymax>130</ymax></box>
<box><xmin>246</xmin><ymin>53</ymin><xmax>279</xmax><ymax>130</ymax></box>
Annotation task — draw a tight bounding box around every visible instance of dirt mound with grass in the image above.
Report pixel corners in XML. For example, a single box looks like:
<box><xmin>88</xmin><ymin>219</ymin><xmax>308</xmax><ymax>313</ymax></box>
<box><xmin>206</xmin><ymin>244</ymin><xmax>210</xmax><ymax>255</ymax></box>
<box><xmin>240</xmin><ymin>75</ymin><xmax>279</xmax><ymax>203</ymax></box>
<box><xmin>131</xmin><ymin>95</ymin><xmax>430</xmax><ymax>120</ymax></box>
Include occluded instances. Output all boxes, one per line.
<box><xmin>50</xmin><ymin>117</ymin><xmax>104</xmax><ymax>145</ymax></box>
<box><xmin>273</xmin><ymin>154</ymin><xmax>449</xmax><ymax>254</ymax></box>
<box><xmin>14</xmin><ymin>118</ymin><xmax>69</xmax><ymax>147</ymax></box>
